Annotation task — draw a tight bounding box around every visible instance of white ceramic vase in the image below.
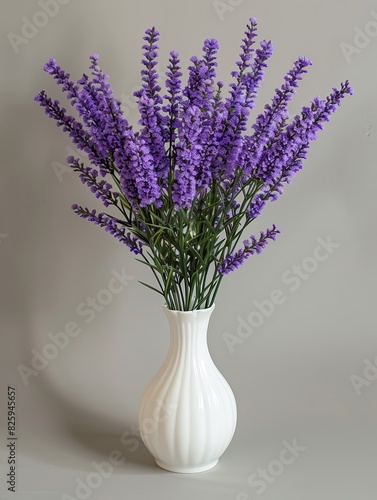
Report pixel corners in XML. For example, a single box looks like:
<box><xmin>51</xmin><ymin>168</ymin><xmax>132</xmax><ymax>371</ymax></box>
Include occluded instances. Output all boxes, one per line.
<box><xmin>138</xmin><ymin>304</ymin><xmax>237</xmax><ymax>473</ymax></box>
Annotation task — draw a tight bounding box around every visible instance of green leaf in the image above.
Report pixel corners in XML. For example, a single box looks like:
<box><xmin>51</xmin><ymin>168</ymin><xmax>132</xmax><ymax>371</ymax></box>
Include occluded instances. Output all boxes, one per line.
<box><xmin>163</xmin><ymin>267</ymin><xmax>175</xmax><ymax>297</ymax></box>
<box><xmin>138</xmin><ymin>281</ymin><xmax>164</xmax><ymax>296</ymax></box>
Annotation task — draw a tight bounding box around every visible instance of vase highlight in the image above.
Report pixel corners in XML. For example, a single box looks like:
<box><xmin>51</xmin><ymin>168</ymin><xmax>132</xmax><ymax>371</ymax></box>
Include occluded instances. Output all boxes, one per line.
<box><xmin>138</xmin><ymin>305</ymin><xmax>237</xmax><ymax>473</ymax></box>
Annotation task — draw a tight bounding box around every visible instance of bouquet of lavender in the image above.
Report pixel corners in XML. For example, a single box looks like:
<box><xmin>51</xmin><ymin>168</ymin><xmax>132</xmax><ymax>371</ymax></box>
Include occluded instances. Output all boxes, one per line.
<box><xmin>35</xmin><ymin>18</ymin><xmax>352</xmax><ymax>310</ymax></box>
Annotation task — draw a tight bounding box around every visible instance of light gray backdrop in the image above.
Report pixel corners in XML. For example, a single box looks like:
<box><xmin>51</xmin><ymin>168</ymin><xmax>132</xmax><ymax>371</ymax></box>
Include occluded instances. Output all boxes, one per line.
<box><xmin>1</xmin><ymin>0</ymin><xmax>376</xmax><ymax>499</ymax></box>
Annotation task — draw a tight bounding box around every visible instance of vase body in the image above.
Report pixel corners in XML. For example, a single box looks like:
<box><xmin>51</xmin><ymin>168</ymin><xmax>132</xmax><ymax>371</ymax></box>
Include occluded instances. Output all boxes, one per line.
<box><xmin>138</xmin><ymin>304</ymin><xmax>237</xmax><ymax>473</ymax></box>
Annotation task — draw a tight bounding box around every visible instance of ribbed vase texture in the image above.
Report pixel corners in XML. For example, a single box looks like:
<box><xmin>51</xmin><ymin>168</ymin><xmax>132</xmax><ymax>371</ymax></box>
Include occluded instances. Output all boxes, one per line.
<box><xmin>138</xmin><ymin>305</ymin><xmax>237</xmax><ymax>473</ymax></box>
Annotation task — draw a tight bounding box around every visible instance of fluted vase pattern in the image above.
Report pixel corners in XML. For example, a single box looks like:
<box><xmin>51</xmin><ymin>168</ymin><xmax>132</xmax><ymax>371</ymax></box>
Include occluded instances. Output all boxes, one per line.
<box><xmin>138</xmin><ymin>305</ymin><xmax>237</xmax><ymax>473</ymax></box>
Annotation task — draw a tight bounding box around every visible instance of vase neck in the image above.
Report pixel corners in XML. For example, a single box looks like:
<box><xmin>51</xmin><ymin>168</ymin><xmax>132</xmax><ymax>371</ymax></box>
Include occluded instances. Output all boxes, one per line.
<box><xmin>163</xmin><ymin>305</ymin><xmax>215</xmax><ymax>361</ymax></box>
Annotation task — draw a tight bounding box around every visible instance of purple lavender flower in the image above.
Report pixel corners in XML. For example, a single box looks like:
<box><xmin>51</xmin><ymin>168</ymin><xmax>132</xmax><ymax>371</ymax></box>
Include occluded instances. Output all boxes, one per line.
<box><xmin>133</xmin><ymin>28</ymin><xmax>170</xmax><ymax>184</ymax></box>
<box><xmin>172</xmin><ymin>105</ymin><xmax>203</xmax><ymax>208</ymax></box>
<box><xmin>199</xmin><ymin>38</ymin><xmax>220</xmax><ymax>110</ymax></box>
<box><xmin>138</xmin><ymin>91</ymin><xmax>169</xmax><ymax>183</ymax></box>
<box><xmin>135</xmin><ymin>28</ymin><xmax>162</xmax><ymax>102</ymax></box>
<box><xmin>67</xmin><ymin>157</ymin><xmax>119</xmax><ymax>208</ymax></box>
<box><xmin>233</xmin><ymin>18</ymin><xmax>258</xmax><ymax>78</ymax></box>
<box><xmin>117</xmin><ymin>133</ymin><xmax>162</xmax><ymax>209</ymax></box>
<box><xmin>41</xmin><ymin>57</ymin><xmax>113</xmax><ymax>163</ymax></box>
<box><xmin>181</xmin><ymin>38</ymin><xmax>219</xmax><ymax>116</ymax></box>
<box><xmin>162</xmin><ymin>50</ymin><xmax>183</xmax><ymax>142</ymax></box>
<box><xmin>183</xmin><ymin>57</ymin><xmax>207</xmax><ymax>110</ymax></box>
<box><xmin>243</xmin><ymin>56</ymin><xmax>312</xmax><ymax>183</ymax></box>
<box><xmin>134</xmin><ymin>137</ymin><xmax>163</xmax><ymax>207</ymax></box>
<box><xmin>218</xmin><ymin>225</ymin><xmax>280</xmax><ymax>275</ymax></box>
<box><xmin>247</xmin><ymin>194</ymin><xmax>266</xmax><ymax>219</ymax></box>
<box><xmin>34</xmin><ymin>89</ymin><xmax>109</xmax><ymax>173</ymax></box>
<box><xmin>42</xmin><ymin>58</ymin><xmax>82</xmax><ymax>111</ymax></box>
<box><xmin>134</xmin><ymin>28</ymin><xmax>168</xmax><ymax>136</ymax></box>
<box><xmin>178</xmin><ymin>38</ymin><xmax>221</xmax><ymax>193</ymax></box>
<box><xmin>255</xmin><ymin>80</ymin><xmax>354</xmax><ymax>205</ymax></box>
<box><xmin>193</xmin><ymin>81</ymin><xmax>226</xmax><ymax>191</ymax></box>
<box><xmin>36</xmin><ymin>56</ymin><xmax>131</xmax><ymax>177</ymax></box>
<box><xmin>79</xmin><ymin>54</ymin><xmax>131</xmax><ymax>175</ymax></box>
<box><xmin>72</xmin><ymin>205</ymin><xmax>144</xmax><ymax>254</ymax></box>
<box><xmin>213</xmin><ymin>33</ymin><xmax>274</xmax><ymax>182</ymax></box>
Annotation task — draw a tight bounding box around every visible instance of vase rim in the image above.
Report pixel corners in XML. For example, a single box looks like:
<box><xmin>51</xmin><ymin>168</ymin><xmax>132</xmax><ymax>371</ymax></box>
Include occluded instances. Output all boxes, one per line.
<box><xmin>163</xmin><ymin>304</ymin><xmax>215</xmax><ymax>314</ymax></box>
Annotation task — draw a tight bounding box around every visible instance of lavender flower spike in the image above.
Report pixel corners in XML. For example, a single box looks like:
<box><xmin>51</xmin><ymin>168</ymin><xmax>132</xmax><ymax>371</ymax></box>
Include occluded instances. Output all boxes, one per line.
<box><xmin>214</xmin><ymin>36</ymin><xmax>274</xmax><ymax>181</ymax></box>
<box><xmin>162</xmin><ymin>50</ymin><xmax>183</xmax><ymax>141</ymax></box>
<box><xmin>248</xmin><ymin>55</ymin><xmax>313</xmax><ymax>182</ymax></box>
<box><xmin>67</xmin><ymin>157</ymin><xmax>119</xmax><ymax>208</ymax></box>
<box><xmin>72</xmin><ymin>205</ymin><xmax>144</xmax><ymax>255</ymax></box>
<box><xmin>172</xmin><ymin>105</ymin><xmax>202</xmax><ymax>208</ymax></box>
<box><xmin>218</xmin><ymin>225</ymin><xmax>280</xmax><ymax>275</ymax></box>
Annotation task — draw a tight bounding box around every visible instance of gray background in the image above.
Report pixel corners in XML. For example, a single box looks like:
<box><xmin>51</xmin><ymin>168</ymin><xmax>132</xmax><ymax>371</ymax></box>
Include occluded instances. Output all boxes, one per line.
<box><xmin>0</xmin><ymin>0</ymin><xmax>376</xmax><ymax>499</ymax></box>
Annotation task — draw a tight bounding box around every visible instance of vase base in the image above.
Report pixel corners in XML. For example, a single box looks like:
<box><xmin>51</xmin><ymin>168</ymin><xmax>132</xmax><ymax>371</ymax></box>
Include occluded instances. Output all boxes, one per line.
<box><xmin>155</xmin><ymin>459</ymin><xmax>218</xmax><ymax>474</ymax></box>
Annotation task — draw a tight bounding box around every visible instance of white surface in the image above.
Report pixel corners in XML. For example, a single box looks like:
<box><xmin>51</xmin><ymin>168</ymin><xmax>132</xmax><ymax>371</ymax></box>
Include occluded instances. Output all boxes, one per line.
<box><xmin>0</xmin><ymin>0</ymin><xmax>376</xmax><ymax>498</ymax></box>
